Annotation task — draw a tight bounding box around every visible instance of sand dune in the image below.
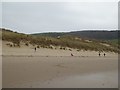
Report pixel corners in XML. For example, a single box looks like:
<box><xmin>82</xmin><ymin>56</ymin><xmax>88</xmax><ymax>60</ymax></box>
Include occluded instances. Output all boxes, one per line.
<box><xmin>2</xmin><ymin>41</ymin><xmax>117</xmax><ymax>57</ymax></box>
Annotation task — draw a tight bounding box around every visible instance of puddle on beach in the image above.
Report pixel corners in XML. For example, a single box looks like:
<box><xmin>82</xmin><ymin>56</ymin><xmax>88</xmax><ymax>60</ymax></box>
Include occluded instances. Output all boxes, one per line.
<box><xmin>13</xmin><ymin>71</ymin><xmax>118</xmax><ymax>88</ymax></box>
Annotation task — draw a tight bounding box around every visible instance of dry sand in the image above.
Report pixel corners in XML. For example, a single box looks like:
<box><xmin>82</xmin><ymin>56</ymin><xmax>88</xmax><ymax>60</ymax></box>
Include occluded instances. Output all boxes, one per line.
<box><xmin>2</xmin><ymin>41</ymin><xmax>117</xmax><ymax>57</ymax></box>
<box><xmin>2</xmin><ymin>41</ymin><xmax>118</xmax><ymax>88</ymax></box>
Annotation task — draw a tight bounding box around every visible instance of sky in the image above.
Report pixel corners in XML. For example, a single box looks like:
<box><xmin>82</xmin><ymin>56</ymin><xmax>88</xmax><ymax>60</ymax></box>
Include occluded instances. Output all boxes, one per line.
<box><xmin>1</xmin><ymin>1</ymin><xmax>118</xmax><ymax>34</ymax></box>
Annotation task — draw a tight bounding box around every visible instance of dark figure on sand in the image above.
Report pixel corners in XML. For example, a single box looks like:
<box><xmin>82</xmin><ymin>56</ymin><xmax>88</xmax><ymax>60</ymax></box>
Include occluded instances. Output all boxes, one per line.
<box><xmin>99</xmin><ymin>53</ymin><xmax>101</xmax><ymax>56</ymax></box>
<box><xmin>104</xmin><ymin>53</ymin><xmax>106</xmax><ymax>56</ymax></box>
<box><xmin>71</xmin><ymin>53</ymin><xmax>74</xmax><ymax>56</ymax></box>
<box><xmin>35</xmin><ymin>47</ymin><xmax>36</xmax><ymax>52</ymax></box>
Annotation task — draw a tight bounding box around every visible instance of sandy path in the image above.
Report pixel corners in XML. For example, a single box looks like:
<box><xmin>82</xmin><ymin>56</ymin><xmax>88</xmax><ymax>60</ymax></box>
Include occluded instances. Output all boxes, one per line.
<box><xmin>2</xmin><ymin>56</ymin><xmax>118</xmax><ymax>88</ymax></box>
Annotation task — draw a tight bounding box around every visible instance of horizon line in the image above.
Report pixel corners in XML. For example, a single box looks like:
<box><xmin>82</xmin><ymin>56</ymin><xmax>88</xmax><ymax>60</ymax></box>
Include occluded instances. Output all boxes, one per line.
<box><xmin>1</xmin><ymin>27</ymin><xmax>119</xmax><ymax>34</ymax></box>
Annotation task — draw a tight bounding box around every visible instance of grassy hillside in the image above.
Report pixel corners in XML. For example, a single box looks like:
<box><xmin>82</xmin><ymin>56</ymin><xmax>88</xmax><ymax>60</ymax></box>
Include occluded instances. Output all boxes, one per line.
<box><xmin>1</xmin><ymin>28</ymin><xmax>120</xmax><ymax>53</ymax></box>
<box><xmin>32</xmin><ymin>32</ymin><xmax>66</xmax><ymax>37</ymax></box>
<box><xmin>32</xmin><ymin>30</ymin><xmax>118</xmax><ymax>40</ymax></box>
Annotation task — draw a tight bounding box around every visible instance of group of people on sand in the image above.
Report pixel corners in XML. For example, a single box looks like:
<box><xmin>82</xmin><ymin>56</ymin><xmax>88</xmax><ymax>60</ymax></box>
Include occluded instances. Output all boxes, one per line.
<box><xmin>71</xmin><ymin>52</ymin><xmax>106</xmax><ymax>57</ymax></box>
<box><xmin>99</xmin><ymin>52</ymin><xmax>106</xmax><ymax>57</ymax></box>
<box><xmin>71</xmin><ymin>52</ymin><xmax>107</xmax><ymax>57</ymax></box>
<box><xmin>34</xmin><ymin>47</ymin><xmax>106</xmax><ymax>57</ymax></box>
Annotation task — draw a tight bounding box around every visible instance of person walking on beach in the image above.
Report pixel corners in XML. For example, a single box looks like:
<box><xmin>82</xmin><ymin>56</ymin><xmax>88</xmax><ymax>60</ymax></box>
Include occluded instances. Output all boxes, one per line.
<box><xmin>104</xmin><ymin>53</ymin><xmax>106</xmax><ymax>56</ymax></box>
<box><xmin>35</xmin><ymin>47</ymin><xmax>36</xmax><ymax>52</ymax></box>
<box><xmin>99</xmin><ymin>53</ymin><xmax>101</xmax><ymax>56</ymax></box>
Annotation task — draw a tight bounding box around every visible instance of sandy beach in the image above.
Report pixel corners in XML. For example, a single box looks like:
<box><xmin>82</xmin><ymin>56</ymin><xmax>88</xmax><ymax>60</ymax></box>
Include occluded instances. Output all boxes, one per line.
<box><xmin>1</xmin><ymin>1</ymin><xmax>119</xmax><ymax>88</ymax></box>
<box><xmin>2</xmin><ymin>41</ymin><xmax>118</xmax><ymax>88</ymax></box>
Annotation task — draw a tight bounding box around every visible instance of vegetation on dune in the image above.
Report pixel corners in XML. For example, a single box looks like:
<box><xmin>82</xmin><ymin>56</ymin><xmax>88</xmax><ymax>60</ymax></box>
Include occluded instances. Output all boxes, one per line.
<box><xmin>1</xmin><ymin>28</ymin><xmax>120</xmax><ymax>53</ymax></box>
<box><xmin>2</xmin><ymin>28</ymin><xmax>29</xmax><ymax>47</ymax></box>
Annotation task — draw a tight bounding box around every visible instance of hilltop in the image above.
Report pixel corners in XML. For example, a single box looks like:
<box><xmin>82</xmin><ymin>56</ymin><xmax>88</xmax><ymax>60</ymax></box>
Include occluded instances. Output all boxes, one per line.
<box><xmin>32</xmin><ymin>30</ymin><xmax>118</xmax><ymax>40</ymax></box>
<box><xmin>1</xmin><ymin>28</ymin><xmax>119</xmax><ymax>53</ymax></box>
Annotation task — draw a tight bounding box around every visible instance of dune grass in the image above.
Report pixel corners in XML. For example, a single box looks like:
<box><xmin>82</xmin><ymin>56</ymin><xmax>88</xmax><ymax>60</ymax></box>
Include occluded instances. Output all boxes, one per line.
<box><xmin>1</xmin><ymin>28</ymin><xmax>119</xmax><ymax>53</ymax></box>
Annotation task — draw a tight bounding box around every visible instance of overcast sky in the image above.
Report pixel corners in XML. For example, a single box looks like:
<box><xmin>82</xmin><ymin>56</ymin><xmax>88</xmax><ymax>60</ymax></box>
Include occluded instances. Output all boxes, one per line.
<box><xmin>2</xmin><ymin>2</ymin><xmax>118</xmax><ymax>34</ymax></box>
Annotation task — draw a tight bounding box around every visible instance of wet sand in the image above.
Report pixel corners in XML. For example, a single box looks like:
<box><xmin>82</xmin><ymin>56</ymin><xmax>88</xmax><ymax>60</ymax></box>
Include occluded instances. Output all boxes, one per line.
<box><xmin>3</xmin><ymin>56</ymin><xmax>118</xmax><ymax>88</ymax></box>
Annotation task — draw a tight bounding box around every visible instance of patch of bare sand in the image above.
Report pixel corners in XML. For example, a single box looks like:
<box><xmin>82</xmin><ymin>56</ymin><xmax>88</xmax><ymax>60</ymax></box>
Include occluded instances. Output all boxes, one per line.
<box><xmin>3</xmin><ymin>56</ymin><xmax>118</xmax><ymax>88</ymax></box>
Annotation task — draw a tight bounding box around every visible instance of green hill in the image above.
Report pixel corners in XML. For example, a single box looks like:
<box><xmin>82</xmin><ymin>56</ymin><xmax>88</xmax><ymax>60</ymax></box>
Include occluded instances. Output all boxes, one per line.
<box><xmin>32</xmin><ymin>30</ymin><xmax>118</xmax><ymax>40</ymax></box>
